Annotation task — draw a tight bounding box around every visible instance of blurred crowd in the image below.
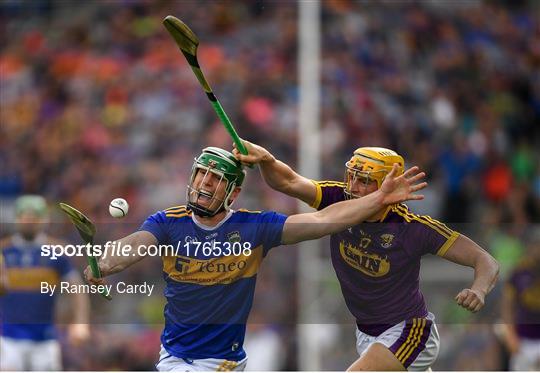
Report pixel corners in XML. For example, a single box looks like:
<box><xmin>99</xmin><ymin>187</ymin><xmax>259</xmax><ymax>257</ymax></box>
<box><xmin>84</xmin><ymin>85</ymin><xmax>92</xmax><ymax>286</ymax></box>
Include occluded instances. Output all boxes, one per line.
<box><xmin>1</xmin><ymin>0</ymin><xmax>539</xmax><ymax>370</ymax></box>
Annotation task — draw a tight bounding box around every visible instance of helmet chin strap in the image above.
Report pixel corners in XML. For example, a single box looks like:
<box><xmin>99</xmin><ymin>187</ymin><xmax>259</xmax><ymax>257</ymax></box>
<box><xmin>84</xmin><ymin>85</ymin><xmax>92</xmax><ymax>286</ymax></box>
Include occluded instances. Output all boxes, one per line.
<box><xmin>188</xmin><ymin>202</ymin><xmax>225</xmax><ymax>217</ymax></box>
<box><xmin>186</xmin><ymin>184</ymin><xmax>237</xmax><ymax>218</ymax></box>
<box><xmin>186</xmin><ymin>187</ymin><xmax>225</xmax><ymax>217</ymax></box>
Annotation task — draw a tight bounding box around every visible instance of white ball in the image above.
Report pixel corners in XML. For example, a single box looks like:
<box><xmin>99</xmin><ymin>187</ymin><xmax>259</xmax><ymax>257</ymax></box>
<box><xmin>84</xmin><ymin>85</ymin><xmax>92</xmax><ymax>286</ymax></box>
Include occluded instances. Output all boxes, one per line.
<box><xmin>109</xmin><ymin>198</ymin><xmax>129</xmax><ymax>218</ymax></box>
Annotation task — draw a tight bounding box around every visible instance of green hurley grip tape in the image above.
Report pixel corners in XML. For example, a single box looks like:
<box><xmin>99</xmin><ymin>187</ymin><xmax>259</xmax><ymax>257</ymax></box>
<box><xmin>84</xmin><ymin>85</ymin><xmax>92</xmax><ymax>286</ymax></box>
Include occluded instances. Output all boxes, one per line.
<box><xmin>211</xmin><ymin>101</ymin><xmax>248</xmax><ymax>155</ymax></box>
<box><xmin>88</xmin><ymin>256</ymin><xmax>100</xmax><ymax>277</ymax></box>
<box><xmin>87</xmin><ymin>256</ymin><xmax>111</xmax><ymax>300</ymax></box>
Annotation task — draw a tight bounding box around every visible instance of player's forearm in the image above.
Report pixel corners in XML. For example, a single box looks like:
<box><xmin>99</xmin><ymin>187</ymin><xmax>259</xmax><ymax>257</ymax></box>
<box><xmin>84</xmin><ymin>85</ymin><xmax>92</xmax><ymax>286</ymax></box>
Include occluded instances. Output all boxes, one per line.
<box><xmin>470</xmin><ymin>251</ymin><xmax>499</xmax><ymax>296</ymax></box>
<box><xmin>236</xmin><ymin>142</ymin><xmax>289</xmax><ymax>191</ymax></box>
<box><xmin>282</xmin><ymin>191</ymin><xmax>385</xmax><ymax>244</ymax></box>
<box><xmin>260</xmin><ymin>155</ymin><xmax>321</xmax><ymax>206</ymax></box>
<box><xmin>259</xmin><ymin>156</ymin><xmax>297</xmax><ymax>193</ymax></box>
<box><xmin>98</xmin><ymin>244</ymin><xmax>143</xmax><ymax>276</ymax></box>
<box><xmin>315</xmin><ymin>189</ymin><xmax>384</xmax><ymax>230</ymax></box>
<box><xmin>97</xmin><ymin>231</ymin><xmax>154</xmax><ymax>277</ymax></box>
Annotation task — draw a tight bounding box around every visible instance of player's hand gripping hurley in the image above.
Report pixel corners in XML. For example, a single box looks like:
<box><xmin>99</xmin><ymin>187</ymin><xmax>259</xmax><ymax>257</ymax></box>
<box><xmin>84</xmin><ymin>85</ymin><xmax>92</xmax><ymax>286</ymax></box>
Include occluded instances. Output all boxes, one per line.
<box><xmin>163</xmin><ymin>16</ymin><xmax>248</xmax><ymax>157</ymax></box>
<box><xmin>59</xmin><ymin>203</ymin><xmax>111</xmax><ymax>300</ymax></box>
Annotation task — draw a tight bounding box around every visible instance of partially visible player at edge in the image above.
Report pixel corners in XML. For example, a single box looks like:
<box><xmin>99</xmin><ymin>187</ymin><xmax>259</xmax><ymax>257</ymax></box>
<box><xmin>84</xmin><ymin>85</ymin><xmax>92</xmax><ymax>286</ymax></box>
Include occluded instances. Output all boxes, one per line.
<box><xmin>0</xmin><ymin>249</ymin><xmax>7</xmax><ymax>295</ymax></box>
<box><xmin>233</xmin><ymin>140</ymin><xmax>500</xmax><ymax>372</ymax></box>
<box><xmin>0</xmin><ymin>195</ymin><xmax>90</xmax><ymax>371</ymax></box>
<box><xmin>85</xmin><ymin>146</ymin><xmax>426</xmax><ymax>371</ymax></box>
<box><xmin>502</xmin><ymin>231</ymin><xmax>540</xmax><ymax>371</ymax></box>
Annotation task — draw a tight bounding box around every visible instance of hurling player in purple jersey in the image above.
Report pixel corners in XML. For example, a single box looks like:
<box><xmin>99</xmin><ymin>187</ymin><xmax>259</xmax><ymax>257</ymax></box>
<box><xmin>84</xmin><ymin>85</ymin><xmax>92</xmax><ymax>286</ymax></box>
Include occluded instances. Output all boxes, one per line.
<box><xmin>84</xmin><ymin>147</ymin><xmax>426</xmax><ymax>371</ymax></box>
<box><xmin>502</xmin><ymin>232</ymin><xmax>540</xmax><ymax>371</ymax></box>
<box><xmin>234</xmin><ymin>141</ymin><xmax>500</xmax><ymax>371</ymax></box>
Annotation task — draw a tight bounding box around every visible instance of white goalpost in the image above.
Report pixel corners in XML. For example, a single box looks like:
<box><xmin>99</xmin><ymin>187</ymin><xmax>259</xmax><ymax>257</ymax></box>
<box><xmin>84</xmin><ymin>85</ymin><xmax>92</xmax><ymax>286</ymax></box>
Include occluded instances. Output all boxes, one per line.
<box><xmin>297</xmin><ymin>0</ymin><xmax>322</xmax><ymax>370</ymax></box>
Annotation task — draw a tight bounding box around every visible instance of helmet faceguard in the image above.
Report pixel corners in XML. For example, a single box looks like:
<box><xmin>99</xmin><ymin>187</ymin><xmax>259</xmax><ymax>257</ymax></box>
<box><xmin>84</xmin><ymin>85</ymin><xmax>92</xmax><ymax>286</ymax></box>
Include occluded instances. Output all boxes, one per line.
<box><xmin>344</xmin><ymin>147</ymin><xmax>404</xmax><ymax>199</ymax></box>
<box><xmin>187</xmin><ymin>147</ymin><xmax>245</xmax><ymax>217</ymax></box>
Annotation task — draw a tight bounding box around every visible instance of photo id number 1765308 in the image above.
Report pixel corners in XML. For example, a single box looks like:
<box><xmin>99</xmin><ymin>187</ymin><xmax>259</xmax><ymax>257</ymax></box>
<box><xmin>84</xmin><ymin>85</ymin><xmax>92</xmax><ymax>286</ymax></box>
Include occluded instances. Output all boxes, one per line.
<box><xmin>184</xmin><ymin>241</ymin><xmax>252</xmax><ymax>257</ymax></box>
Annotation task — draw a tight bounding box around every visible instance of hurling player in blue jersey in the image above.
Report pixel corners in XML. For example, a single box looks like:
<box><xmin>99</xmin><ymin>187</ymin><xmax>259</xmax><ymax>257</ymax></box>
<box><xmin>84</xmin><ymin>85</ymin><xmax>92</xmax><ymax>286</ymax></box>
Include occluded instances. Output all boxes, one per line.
<box><xmin>0</xmin><ymin>195</ymin><xmax>90</xmax><ymax>370</ymax></box>
<box><xmin>85</xmin><ymin>146</ymin><xmax>427</xmax><ymax>371</ymax></box>
<box><xmin>233</xmin><ymin>141</ymin><xmax>500</xmax><ymax>371</ymax></box>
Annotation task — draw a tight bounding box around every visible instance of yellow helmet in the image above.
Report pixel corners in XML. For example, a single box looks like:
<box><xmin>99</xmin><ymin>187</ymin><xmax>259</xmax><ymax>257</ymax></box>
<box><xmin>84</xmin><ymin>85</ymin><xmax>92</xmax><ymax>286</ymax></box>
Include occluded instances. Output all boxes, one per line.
<box><xmin>344</xmin><ymin>147</ymin><xmax>404</xmax><ymax>197</ymax></box>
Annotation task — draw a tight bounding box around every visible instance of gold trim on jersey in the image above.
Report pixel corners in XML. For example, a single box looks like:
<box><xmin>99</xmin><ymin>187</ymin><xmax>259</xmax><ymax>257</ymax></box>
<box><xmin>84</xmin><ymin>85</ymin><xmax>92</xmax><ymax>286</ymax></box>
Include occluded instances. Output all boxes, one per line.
<box><xmin>422</xmin><ymin>214</ymin><xmax>454</xmax><ymax>236</ymax></box>
<box><xmin>165</xmin><ymin>208</ymin><xmax>186</xmax><ymax>212</ymax></box>
<box><xmin>237</xmin><ymin>209</ymin><xmax>262</xmax><ymax>214</ymax></box>
<box><xmin>379</xmin><ymin>205</ymin><xmax>392</xmax><ymax>222</ymax></box>
<box><xmin>162</xmin><ymin>245</ymin><xmax>263</xmax><ymax>285</ymax></box>
<box><xmin>393</xmin><ymin>205</ymin><xmax>459</xmax><ymax>256</ymax></box>
<box><xmin>317</xmin><ymin>180</ymin><xmax>346</xmax><ymax>187</ymax></box>
<box><xmin>165</xmin><ymin>212</ymin><xmax>192</xmax><ymax>218</ymax></box>
<box><xmin>165</xmin><ymin>206</ymin><xmax>192</xmax><ymax>218</ymax></box>
<box><xmin>394</xmin><ymin>205</ymin><xmax>452</xmax><ymax>239</ymax></box>
<box><xmin>435</xmin><ymin>232</ymin><xmax>459</xmax><ymax>257</ymax></box>
<box><xmin>310</xmin><ymin>180</ymin><xmax>322</xmax><ymax>209</ymax></box>
<box><xmin>309</xmin><ymin>180</ymin><xmax>344</xmax><ymax>209</ymax></box>
<box><xmin>165</xmin><ymin>205</ymin><xmax>186</xmax><ymax>212</ymax></box>
<box><xmin>6</xmin><ymin>267</ymin><xmax>60</xmax><ymax>291</ymax></box>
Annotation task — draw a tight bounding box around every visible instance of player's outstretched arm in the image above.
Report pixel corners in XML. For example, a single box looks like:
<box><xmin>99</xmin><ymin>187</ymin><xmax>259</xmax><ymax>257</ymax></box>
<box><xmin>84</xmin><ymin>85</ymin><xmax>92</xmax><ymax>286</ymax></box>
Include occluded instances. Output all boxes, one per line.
<box><xmin>84</xmin><ymin>231</ymin><xmax>157</xmax><ymax>285</ymax></box>
<box><xmin>232</xmin><ymin>140</ymin><xmax>317</xmax><ymax>206</ymax></box>
<box><xmin>441</xmin><ymin>235</ymin><xmax>499</xmax><ymax>313</ymax></box>
<box><xmin>282</xmin><ymin>164</ymin><xmax>426</xmax><ymax>244</ymax></box>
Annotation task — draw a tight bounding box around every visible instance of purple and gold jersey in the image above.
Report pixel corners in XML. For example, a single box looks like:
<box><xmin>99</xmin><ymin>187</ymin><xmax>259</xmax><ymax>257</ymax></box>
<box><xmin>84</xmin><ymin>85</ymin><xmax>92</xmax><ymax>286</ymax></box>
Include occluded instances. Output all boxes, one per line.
<box><xmin>0</xmin><ymin>234</ymin><xmax>73</xmax><ymax>341</ymax></box>
<box><xmin>507</xmin><ymin>263</ymin><xmax>540</xmax><ymax>339</ymax></box>
<box><xmin>311</xmin><ymin>181</ymin><xmax>459</xmax><ymax>335</ymax></box>
<box><xmin>140</xmin><ymin>206</ymin><xmax>287</xmax><ymax>361</ymax></box>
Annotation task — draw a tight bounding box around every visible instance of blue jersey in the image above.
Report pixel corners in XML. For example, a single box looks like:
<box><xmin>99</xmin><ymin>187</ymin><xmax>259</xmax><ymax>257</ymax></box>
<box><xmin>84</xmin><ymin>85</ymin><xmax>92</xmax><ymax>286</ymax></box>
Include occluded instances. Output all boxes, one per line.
<box><xmin>140</xmin><ymin>206</ymin><xmax>287</xmax><ymax>361</ymax></box>
<box><xmin>0</xmin><ymin>234</ymin><xmax>73</xmax><ymax>341</ymax></box>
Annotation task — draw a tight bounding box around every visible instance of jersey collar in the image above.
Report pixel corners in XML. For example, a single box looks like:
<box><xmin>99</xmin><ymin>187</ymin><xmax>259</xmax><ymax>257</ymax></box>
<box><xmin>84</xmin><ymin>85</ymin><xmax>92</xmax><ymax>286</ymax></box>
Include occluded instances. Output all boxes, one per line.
<box><xmin>191</xmin><ymin>209</ymin><xmax>234</xmax><ymax>231</ymax></box>
<box><xmin>378</xmin><ymin>205</ymin><xmax>394</xmax><ymax>222</ymax></box>
<box><xmin>12</xmin><ymin>232</ymin><xmax>47</xmax><ymax>248</ymax></box>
